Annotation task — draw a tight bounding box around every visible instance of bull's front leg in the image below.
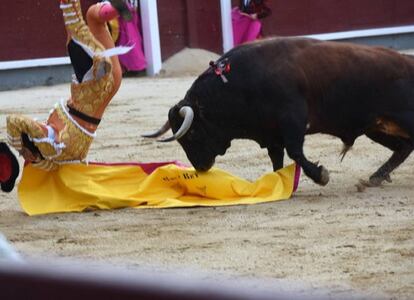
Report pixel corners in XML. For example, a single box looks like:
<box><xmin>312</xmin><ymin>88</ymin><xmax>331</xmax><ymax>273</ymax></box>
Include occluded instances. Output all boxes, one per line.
<box><xmin>267</xmin><ymin>142</ymin><xmax>284</xmax><ymax>171</ymax></box>
<box><xmin>279</xmin><ymin>115</ymin><xmax>330</xmax><ymax>186</ymax></box>
<box><xmin>286</xmin><ymin>143</ymin><xmax>330</xmax><ymax>186</ymax></box>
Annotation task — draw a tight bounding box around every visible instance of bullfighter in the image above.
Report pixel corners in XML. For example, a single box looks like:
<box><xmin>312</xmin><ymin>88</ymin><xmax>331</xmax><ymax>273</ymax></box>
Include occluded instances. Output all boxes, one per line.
<box><xmin>0</xmin><ymin>0</ymin><xmax>132</xmax><ymax>192</ymax></box>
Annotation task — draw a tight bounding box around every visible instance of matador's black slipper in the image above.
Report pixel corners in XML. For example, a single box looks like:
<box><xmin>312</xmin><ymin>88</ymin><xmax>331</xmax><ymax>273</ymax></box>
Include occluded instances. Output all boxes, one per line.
<box><xmin>0</xmin><ymin>142</ymin><xmax>19</xmax><ymax>193</ymax></box>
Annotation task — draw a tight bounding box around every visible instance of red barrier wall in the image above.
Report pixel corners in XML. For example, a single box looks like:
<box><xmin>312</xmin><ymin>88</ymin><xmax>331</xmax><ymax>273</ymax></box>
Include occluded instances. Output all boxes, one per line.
<box><xmin>0</xmin><ymin>0</ymin><xmax>413</xmax><ymax>62</ymax></box>
<box><xmin>261</xmin><ymin>0</ymin><xmax>414</xmax><ymax>36</ymax></box>
<box><xmin>0</xmin><ymin>0</ymin><xmax>95</xmax><ymax>61</ymax></box>
<box><xmin>157</xmin><ymin>0</ymin><xmax>222</xmax><ymax>59</ymax></box>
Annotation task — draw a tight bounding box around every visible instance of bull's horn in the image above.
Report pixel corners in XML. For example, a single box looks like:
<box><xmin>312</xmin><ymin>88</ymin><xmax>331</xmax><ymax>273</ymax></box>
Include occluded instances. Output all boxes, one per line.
<box><xmin>141</xmin><ymin>121</ymin><xmax>171</xmax><ymax>138</ymax></box>
<box><xmin>158</xmin><ymin>106</ymin><xmax>194</xmax><ymax>142</ymax></box>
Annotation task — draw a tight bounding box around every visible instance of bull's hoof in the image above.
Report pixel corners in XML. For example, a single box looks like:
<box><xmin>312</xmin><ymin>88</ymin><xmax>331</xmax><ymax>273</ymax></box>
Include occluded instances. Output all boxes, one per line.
<box><xmin>318</xmin><ymin>166</ymin><xmax>330</xmax><ymax>186</ymax></box>
<box><xmin>355</xmin><ymin>175</ymin><xmax>390</xmax><ymax>192</ymax></box>
<box><xmin>358</xmin><ymin>179</ymin><xmax>379</xmax><ymax>187</ymax></box>
<box><xmin>369</xmin><ymin>174</ymin><xmax>392</xmax><ymax>185</ymax></box>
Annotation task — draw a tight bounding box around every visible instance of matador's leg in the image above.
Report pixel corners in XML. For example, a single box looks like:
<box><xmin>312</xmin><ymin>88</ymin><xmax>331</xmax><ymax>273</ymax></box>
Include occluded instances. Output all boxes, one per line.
<box><xmin>60</xmin><ymin>0</ymin><xmax>106</xmax><ymax>56</ymax></box>
<box><xmin>86</xmin><ymin>2</ymin><xmax>126</xmax><ymax>93</ymax></box>
<box><xmin>61</xmin><ymin>0</ymin><xmax>128</xmax><ymax>88</ymax></box>
<box><xmin>60</xmin><ymin>0</ymin><xmax>132</xmax><ymax>120</ymax></box>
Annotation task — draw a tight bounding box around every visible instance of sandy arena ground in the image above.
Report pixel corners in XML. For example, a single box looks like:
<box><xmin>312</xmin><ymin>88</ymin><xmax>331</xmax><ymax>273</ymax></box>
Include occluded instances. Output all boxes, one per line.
<box><xmin>0</xmin><ymin>55</ymin><xmax>413</xmax><ymax>299</ymax></box>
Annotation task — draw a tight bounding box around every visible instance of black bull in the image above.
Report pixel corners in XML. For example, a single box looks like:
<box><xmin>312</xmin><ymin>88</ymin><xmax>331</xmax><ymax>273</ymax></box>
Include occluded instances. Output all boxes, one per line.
<box><xmin>144</xmin><ymin>37</ymin><xmax>414</xmax><ymax>187</ymax></box>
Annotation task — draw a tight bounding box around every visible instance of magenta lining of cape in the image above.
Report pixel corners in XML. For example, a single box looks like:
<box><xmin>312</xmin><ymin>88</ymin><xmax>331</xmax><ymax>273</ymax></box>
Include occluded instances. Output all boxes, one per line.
<box><xmin>231</xmin><ymin>7</ymin><xmax>262</xmax><ymax>46</ymax></box>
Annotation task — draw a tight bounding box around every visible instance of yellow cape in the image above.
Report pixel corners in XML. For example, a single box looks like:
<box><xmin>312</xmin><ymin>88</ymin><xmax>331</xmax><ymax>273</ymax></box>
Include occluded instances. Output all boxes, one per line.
<box><xmin>17</xmin><ymin>162</ymin><xmax>300</xmax><ymax>216</ymax></box>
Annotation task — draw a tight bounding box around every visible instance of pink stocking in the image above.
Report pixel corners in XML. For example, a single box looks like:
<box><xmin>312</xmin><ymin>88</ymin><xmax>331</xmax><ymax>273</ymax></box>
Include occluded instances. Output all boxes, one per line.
<box><xmin>98</xmin><ymin>2</ymin><xmax>119</xmax><ymax>22</ymax></box>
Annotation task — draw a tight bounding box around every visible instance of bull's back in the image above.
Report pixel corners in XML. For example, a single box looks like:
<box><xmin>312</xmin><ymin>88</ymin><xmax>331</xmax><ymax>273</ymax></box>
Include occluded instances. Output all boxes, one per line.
<box><xmin>294</xmin><ymin>41</ymin><xmax>414</xmax><ymax>109</ymax></box>
<box><xmin>200</xmin><ymin>37</ymin><xmax>414</xmax><ymax>125</ymax></box>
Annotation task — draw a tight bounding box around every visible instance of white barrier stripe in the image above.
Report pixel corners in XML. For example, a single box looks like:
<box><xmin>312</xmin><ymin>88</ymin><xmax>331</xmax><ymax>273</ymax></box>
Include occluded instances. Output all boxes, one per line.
<box><xmin>2</xmin><ymin>24</ymin><xmax>414</xmax><ymax>71</ymax></box>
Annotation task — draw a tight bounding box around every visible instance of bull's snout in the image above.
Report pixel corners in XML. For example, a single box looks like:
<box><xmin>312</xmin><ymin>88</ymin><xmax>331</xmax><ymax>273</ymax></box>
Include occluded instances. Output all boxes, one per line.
<box><xmin>191</xmin><ymin>157</ymin><xmax>215</xmax><ymax>172</ymax></box>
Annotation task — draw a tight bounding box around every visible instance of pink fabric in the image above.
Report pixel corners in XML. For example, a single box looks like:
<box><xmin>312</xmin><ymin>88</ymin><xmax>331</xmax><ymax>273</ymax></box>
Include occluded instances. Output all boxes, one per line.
<box><xmin>117</xmin><ymin>7</ymin><xmax>147</xmax><ymax>71</ymax></box>
<box><xmin>293</xmin><ymin>163</ymin><xmax>301</xmax><ymax>192</ymax></box>
<box><xmin>232</xmin><ymin>7</ymin><xmax>262</xmax><ymax>46</ymax></box>
<box><xmin>90</xmin><ymin>161</ymin><xmax>188</xmax><ymax>175</ymax></box>
<box><xmin>99</xmin><ymin>3</ymin><xmax>119</xmax><ymax>22</ymax></box>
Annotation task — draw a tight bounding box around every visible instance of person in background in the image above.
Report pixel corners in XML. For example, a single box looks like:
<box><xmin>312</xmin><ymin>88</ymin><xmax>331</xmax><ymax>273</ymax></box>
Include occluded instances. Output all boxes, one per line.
<box><xmin>0</xmin><ymin>0</ymin><xmax>132</xmax><ymax>192</ymax></box>
<box><xmin>107</xmin><ymin>0</ymin><xmax>147</xmax><ymax>75</ymax></box>
<box><xmin>232</xmin><ymin>0</ymin><xmax>272</xmax><ymax>46</ymax></box>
